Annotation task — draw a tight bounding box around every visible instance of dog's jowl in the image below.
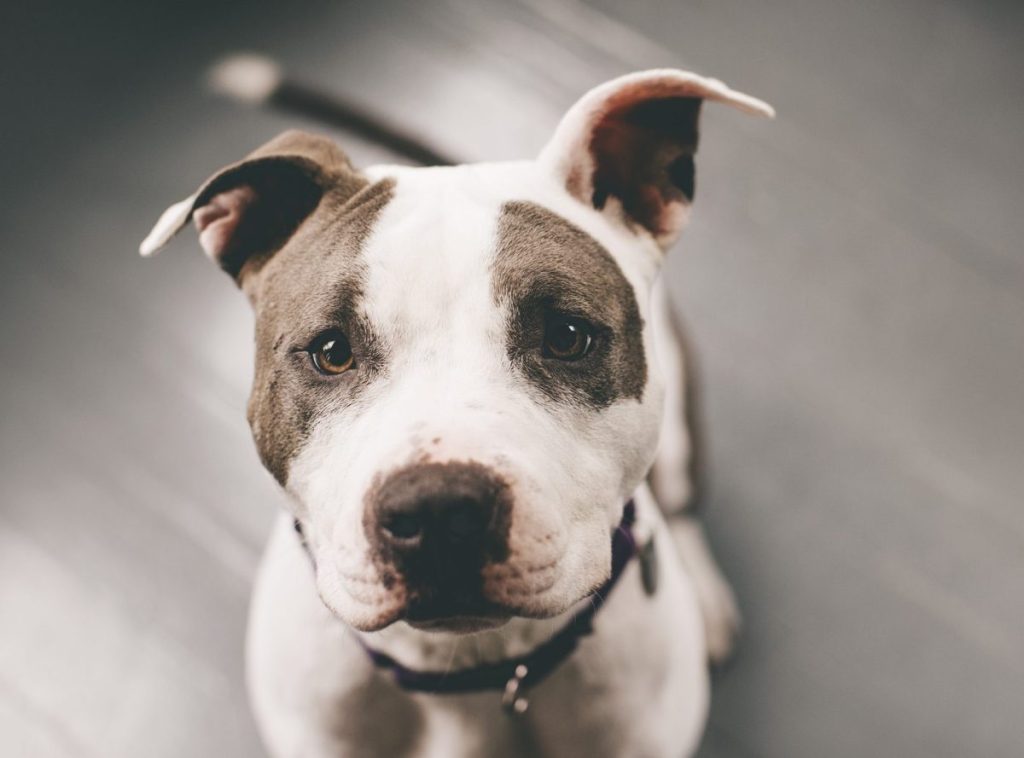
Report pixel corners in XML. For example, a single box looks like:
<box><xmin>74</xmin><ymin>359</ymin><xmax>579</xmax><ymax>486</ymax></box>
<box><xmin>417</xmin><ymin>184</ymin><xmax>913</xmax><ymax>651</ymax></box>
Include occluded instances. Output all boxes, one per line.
<box><xmin>142</xmin><ymin>69</ymin><xmax>773</xmax><ymax>758</ymax></box>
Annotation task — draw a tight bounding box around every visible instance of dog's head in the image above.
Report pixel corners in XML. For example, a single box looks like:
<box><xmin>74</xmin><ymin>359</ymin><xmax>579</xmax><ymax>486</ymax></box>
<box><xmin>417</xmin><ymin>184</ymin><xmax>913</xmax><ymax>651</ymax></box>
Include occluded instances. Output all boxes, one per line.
<box><xmin>142</xmin><ymin>70</ymin><xmax>771</xmax><ymax>632</ymax></box>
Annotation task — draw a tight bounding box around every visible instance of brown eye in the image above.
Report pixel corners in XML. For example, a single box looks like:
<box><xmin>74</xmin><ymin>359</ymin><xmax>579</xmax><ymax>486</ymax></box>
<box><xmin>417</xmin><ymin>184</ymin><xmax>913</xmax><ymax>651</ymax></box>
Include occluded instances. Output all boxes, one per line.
<box><xmin>543</xmin><ymin>316</ymin><xmax>595</xmax><ymax>361</ymax></box>
<box><xmin>310</xmin><ymin>331</ymin><xmax>354</xmax><ymax>375</ymax></box>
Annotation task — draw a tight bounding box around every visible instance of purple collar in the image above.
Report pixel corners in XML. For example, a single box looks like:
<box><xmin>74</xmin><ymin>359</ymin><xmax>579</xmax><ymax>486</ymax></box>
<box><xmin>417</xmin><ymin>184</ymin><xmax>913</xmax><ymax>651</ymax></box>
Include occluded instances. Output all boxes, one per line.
<box><xmin>353</xmin><ymin>501</ymin><xmax>644</xmax><ymax>715</ymax></box>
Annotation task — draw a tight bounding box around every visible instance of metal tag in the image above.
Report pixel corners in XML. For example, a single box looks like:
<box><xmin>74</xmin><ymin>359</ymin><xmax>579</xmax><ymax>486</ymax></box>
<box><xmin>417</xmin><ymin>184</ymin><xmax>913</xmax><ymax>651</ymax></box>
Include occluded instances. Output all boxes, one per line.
<box><xmin>501</xmin><ymin>664</ymin><xmax>530</xmax><ymax>716</ymax></box>
<box><xmin>639</xmin><ymin>535</ymin><xmax>659</xmax><ymax>596</ymax></box>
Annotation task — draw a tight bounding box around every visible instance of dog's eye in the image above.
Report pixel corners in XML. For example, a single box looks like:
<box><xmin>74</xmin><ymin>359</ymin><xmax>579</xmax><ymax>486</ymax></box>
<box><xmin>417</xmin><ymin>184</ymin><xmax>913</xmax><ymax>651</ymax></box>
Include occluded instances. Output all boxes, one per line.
<box><xmin>542</xmin><ymin>316</ymin><xmax>595</xmax><ymax>361</ymax></box>
<box><xmin>309</xmin><ymin>331</ymin><xmax>354</xmax><ymax>375</ymax></box>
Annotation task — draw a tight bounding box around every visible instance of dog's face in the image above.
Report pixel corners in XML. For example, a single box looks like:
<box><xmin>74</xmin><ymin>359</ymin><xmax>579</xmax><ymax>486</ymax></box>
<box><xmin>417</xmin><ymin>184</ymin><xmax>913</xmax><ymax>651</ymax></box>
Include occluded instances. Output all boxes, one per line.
<box><xmin>142</xmin><ymin>70</ymin><xmax>771</xmax><ymax>632</ymax></box>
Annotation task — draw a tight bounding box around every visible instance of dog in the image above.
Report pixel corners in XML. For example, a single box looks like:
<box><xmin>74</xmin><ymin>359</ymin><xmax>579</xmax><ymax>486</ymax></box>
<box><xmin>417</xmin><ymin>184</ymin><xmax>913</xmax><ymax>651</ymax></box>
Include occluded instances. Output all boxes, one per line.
<box><xmin>141</xmin><ymin>68</ymin><xmax>773</xmax><ymax>758</ymax></box>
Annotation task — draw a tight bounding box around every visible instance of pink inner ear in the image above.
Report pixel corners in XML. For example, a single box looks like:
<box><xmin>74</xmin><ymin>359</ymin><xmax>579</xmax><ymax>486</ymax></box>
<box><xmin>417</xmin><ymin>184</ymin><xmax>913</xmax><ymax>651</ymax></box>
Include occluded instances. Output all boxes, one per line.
<box><xmin>193</xmin><ymin>186</ymin><xmax>258</xmax><ymax>259</ymax></box>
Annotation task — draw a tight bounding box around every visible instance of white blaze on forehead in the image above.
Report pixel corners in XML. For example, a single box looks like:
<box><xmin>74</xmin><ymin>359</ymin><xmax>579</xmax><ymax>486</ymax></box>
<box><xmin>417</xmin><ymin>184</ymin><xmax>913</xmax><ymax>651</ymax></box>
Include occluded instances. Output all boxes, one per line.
<box><xmin>364</xmin><ymin>160</ymin><xmax>663</xmax><ymax>296</ymax></box>
<box><xmin>360</xmin><ymin>164</ymin><xmax>507</xmax><ymax>378</ymax></box>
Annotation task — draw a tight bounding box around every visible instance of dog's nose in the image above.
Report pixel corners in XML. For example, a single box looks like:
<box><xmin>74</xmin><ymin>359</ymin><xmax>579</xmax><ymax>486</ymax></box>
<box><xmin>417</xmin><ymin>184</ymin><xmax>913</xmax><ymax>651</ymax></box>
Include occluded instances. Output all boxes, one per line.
<box><xmin>371</xmin><ymin>461</ymin><xmax>509</xmax><ymax>559</ymax></box>
<box><xmin>379</xmin><ymin>495</ymin><xmax>490</xmax><ymax>547</ymax></box>
<box><xmin>366</xmin><ymin>461</ymin><xmax>514</xmax><ymax>620</ymax></box>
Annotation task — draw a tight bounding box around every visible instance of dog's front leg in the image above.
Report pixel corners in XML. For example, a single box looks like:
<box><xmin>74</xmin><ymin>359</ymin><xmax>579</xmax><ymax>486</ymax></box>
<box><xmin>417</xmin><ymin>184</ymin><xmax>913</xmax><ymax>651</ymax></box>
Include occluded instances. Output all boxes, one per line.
<box><xmin>648</xmin><ymin>281</ymin><xmax>740</xmax><ymax>665</ymax></box>
<box><xmin>665</xmin><ymin>516</ymin><xmax>741</xmax><ymax>666</ymax></box>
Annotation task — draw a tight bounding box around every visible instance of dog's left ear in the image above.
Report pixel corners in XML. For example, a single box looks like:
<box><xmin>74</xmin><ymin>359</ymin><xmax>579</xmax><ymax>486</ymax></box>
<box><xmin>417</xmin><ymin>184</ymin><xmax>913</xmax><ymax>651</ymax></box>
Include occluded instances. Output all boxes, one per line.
<box><xmin>139</xmin><ymin>130</ymin><xmax>365</xmax><ymax>280</ymax></box>
<box><xmin>539</xmin><ymin>69</ymin><xmax>774</xmax><ymax>249</ymax></box>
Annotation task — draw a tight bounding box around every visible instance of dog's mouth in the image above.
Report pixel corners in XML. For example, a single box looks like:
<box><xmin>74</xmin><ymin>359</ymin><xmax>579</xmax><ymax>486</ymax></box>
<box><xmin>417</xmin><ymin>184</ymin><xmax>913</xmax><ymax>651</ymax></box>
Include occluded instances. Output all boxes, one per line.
<box><xmin>402</xmin><ymin>597</ymin><xmax>511</xmax><ymax>633</ymax></box>
<box><xmin>406</xmin><ymin>614</ymin><xmax>510</xmax><ymax>633</ymax></box>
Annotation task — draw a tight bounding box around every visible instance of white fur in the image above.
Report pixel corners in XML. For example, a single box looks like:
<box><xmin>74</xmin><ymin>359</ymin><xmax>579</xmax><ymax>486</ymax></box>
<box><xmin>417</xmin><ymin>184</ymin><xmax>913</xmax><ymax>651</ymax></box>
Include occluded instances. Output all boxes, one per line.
<box><xmin>286</xmin><ymin>160</ymin><xmax>665</xmax><ymax>630</ymax></box>
<box><xmin>648</xmin><ymin>277</ymin><xmax>694</xmax><ymax>513</ymax></box>
<box><xmin>259</xmin><ymin>159</ymin><xmax>709</xmax><ymax>757</ymax></box>
<box><xmin>667</xmin><ymin>516</ymin><xmax>741</xmax><ymax>666</ymax></box>
<box><xmin>249</xmin><ymin>484</ymin><xmax>710</xmax><ymax>758</ymax></box>
<box><xmin>139</xmin><ymin>194</ymin><xmax>195</xmax><ymax>257</ymax></box>
<box><xmin>136</xmin><ymin>68</ymin><xmax>776</xmax><ymax>758</ymax></box>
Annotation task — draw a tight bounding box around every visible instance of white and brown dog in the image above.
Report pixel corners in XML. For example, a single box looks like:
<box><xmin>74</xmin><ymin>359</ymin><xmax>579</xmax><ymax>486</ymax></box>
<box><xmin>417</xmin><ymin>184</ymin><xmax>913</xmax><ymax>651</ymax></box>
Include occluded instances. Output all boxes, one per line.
<box><xmin>141</xmin><ymin>69</ymin><xmax>773</xmax><ymax>758</ymax></box>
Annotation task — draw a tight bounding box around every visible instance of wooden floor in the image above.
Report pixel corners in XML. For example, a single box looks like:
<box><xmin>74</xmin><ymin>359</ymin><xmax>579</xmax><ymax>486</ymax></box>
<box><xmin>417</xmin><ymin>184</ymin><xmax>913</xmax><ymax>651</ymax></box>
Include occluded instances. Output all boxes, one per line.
<box><xmin>1</xmin><ymin>1</ymin><xmax>1021</xmax><ymax>755</ymax></box>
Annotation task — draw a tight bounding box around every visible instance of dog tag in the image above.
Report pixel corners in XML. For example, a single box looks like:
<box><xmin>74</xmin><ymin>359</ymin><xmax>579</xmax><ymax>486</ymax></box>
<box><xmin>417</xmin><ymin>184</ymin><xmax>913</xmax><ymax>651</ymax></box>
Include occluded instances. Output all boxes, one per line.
<box><xmin>501</xmin><ymin>664</ymin><xmax>530</xmax><ymax>716</ymax></box>
<box><xmin>639</xmin><ymin>536</ymin><xmax>659</xmax><ymax>596</ymax></box>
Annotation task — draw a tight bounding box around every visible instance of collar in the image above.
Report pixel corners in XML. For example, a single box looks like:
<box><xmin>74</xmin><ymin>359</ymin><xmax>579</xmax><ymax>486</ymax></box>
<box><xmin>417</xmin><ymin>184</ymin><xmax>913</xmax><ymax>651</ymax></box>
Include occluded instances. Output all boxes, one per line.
<box><xmin>351</xmin><ymin>500</ymin><xmax>652</xmax><ymax>715</ymax></box>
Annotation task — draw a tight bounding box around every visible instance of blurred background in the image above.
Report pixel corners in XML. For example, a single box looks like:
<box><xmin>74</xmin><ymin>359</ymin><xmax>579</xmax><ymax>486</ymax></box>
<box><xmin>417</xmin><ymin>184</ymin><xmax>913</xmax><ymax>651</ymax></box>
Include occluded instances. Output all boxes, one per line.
<box><xmin>1</xmin><ymin>1</ymin><xmax>1022</xmax><ymax>756</ymax></box>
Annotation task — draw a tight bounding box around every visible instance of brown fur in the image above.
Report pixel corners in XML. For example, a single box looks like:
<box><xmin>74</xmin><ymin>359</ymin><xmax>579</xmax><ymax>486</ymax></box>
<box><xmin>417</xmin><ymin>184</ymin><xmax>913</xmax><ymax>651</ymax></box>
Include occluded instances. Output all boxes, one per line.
<box><xmin>244</xmin><ymin>178</ymin><xmax>396</xmax><ymax>484</ymax></box>
<box><xmin>491</xmin><ymin>200</ymin><xmax>647</xmax><ymax>409</ymax></box>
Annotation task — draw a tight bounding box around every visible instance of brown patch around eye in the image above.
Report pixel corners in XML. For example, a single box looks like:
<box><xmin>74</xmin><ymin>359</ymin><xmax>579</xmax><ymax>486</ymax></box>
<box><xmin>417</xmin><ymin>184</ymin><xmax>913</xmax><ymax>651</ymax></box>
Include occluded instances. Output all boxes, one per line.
<box><xmin>491</xmin><ymin>201</ymin><xmax>646</xmax><ymax>409</ymax></box>
<box><xmin>246</xmin><ymin>178</ymin><xmax>396</xmax><ymax>485</ymax></box>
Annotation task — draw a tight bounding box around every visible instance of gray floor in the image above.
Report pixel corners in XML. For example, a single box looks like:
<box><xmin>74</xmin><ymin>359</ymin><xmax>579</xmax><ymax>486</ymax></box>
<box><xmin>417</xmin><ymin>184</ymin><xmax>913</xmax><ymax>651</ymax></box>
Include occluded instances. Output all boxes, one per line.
<box><xmin>2</xmin><ymin>1</ymin><xmax>1022</xmax><ymax>756</ymax></box>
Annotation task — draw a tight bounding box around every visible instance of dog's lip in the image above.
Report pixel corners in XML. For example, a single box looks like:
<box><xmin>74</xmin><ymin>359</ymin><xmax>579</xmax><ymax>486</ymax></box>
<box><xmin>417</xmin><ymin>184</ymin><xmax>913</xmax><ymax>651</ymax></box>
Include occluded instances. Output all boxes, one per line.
<box><xmin>402</xmin><ymin>597</ymin><xmax>511</xmax><ymax>632</ymax></box>
<box><xmin>406</xmin><ymin>614</ymin><xmax>510</xmax><ymax>633</ymax></box>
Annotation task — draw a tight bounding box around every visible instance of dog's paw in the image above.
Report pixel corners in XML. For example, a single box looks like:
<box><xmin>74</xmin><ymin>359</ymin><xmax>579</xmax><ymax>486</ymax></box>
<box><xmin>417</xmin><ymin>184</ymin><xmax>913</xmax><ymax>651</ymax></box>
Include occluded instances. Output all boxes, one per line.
<box><xmin>697</xmin><ymin>567</ymin><xmax>741</xmax><ymax>667</ymax></box>
<box><xmin>666</xmin><ymin>517</ymin><xmax>741</xmax><ymax>667</ymax></box>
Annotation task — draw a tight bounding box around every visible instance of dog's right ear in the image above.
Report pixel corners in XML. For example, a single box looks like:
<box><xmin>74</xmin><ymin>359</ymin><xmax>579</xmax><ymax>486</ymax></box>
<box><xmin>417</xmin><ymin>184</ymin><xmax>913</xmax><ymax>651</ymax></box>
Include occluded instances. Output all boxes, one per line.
<box><xmin>538</xmin><ymin>70</ymin><xmax>773</xmax><ymax>251</ymax></box>
<box><xmin>139</xmin><ymin>130</ymin><xmax>366</xmax><ymax>281</ymax></box>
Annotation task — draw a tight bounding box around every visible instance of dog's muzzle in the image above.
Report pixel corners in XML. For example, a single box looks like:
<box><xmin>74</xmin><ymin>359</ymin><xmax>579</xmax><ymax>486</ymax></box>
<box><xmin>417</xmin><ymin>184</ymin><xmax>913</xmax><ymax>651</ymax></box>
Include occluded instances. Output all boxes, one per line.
<box><xmin>363</xmin><ymin>460</ymin><xmax>513</xmax><ymax>621</ymax></box>
<box><xmin>354</xmin><ymin>500</ymin><xmax>649</xmax><ymax>715</ymax></box>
